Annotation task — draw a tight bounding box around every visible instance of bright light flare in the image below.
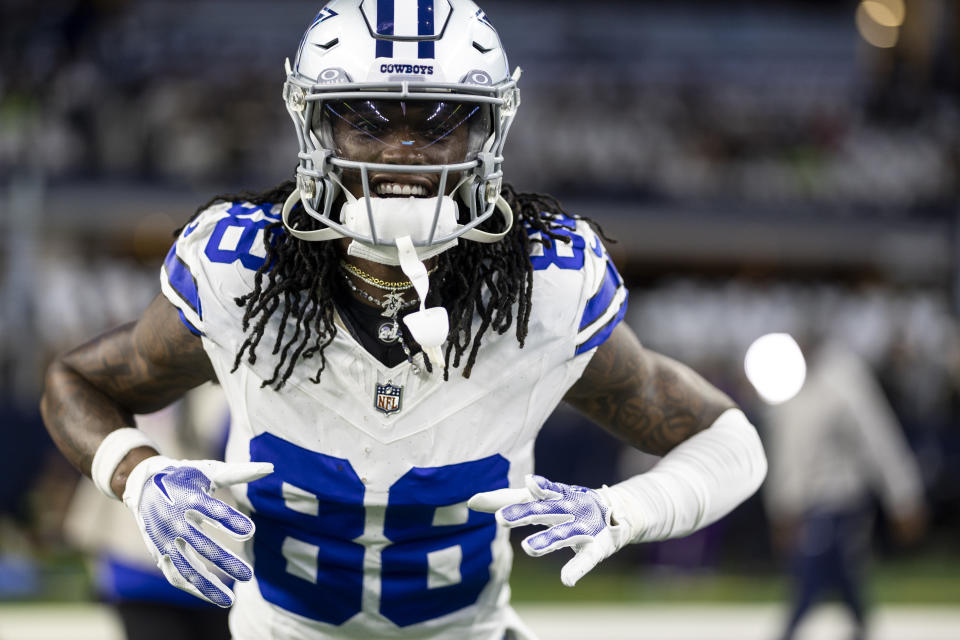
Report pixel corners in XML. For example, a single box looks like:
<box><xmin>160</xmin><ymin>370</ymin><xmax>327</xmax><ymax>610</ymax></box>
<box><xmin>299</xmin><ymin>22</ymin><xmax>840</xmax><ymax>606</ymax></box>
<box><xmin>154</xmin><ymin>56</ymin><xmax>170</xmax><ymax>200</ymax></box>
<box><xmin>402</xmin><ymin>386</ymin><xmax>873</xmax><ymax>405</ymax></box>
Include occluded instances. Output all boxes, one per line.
<box><xmin>863</xmin><ymin>0</ymin><xmax>905</xmax><ymax>27</ymax></box>
<box><xmin>744</xmin><ymin>333</ymin><xmax>807</xmax><ymax>405</ymax></box>
<box><xmin>856</xmin><ymin>1</ymin><xmax>901</xmax><ymax>48</ymax></box>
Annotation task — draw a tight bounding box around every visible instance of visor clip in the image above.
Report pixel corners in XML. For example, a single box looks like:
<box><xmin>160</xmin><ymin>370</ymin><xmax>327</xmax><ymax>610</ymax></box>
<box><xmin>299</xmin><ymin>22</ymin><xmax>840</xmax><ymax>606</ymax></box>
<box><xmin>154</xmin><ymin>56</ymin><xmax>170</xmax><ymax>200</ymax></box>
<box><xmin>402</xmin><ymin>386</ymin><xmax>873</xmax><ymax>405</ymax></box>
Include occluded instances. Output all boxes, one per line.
<box><xmin>502</xmin><ymin>87</ymin><xmax>521</xmax><ymax>117</ymax></box>
<box><xmin>485</xmin><ymin>177</ymin><xmax>502</xmax><ymax>205</ymax></box>
<box><xmin>285</xmin><ymin>83</ymin><xmax>306</xmax><ymax>113</ymax></box>
<box><xmin>297</xmin><ymin>175</ymin><xmax>317</xmax><ymax>200</ymax></box>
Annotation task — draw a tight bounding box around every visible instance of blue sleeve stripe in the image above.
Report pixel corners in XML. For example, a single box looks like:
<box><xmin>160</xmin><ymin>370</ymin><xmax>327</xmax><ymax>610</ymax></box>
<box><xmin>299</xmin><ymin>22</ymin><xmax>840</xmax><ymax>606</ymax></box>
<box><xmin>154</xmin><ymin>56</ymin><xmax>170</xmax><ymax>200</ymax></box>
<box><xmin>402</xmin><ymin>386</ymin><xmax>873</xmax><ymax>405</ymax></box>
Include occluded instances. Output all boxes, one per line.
<box><xmin>177</xmin><ymin>309</ymin><xmax>203</xmax><ymax>337</ymax></box>
<box><xmin>163</xmin><ymin>244</ymin><xmax>202</xmax><ymax>319</ymax></box>
<box><xmin>575</xmin><ymin>290</ymin><xmax>628</xmax><ymax>356</ymax></box>
<box><xmin>580</xmin><ymin>260</ymin><xmax>622</xmax><ymax>331</ymax></box>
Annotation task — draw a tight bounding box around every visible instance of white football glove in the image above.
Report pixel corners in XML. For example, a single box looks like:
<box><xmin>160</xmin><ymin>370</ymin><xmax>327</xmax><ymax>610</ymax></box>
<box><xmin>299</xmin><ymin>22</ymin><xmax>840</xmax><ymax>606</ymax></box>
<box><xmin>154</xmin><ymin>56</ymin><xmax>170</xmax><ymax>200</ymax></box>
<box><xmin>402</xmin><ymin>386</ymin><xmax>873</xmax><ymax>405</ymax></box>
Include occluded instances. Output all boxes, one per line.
<box><xmin>121</xmin><ymin>455</ymin><xmax>274</xmax><ymax>607</ymax></box>
<box><xmin>468</xmin><ymin>474</ymin><xmax>632</xmax><ymax>587</ymax></box>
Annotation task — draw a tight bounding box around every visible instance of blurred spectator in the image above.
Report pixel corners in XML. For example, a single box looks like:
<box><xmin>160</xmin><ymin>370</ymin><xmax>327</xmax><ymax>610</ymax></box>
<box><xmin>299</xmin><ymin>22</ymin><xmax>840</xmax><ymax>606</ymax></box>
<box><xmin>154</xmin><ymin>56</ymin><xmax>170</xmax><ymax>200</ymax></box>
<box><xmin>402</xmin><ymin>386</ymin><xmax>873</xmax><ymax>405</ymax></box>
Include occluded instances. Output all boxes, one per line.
<box><xmin>761</xmin><ymin>341</ymin><xmax>928</xmax><ymax>640</ymax></box>
<box><xmin>2</xmin><ymin>1</ymin><xmax>956</xmax><ymax>213</ymax></box>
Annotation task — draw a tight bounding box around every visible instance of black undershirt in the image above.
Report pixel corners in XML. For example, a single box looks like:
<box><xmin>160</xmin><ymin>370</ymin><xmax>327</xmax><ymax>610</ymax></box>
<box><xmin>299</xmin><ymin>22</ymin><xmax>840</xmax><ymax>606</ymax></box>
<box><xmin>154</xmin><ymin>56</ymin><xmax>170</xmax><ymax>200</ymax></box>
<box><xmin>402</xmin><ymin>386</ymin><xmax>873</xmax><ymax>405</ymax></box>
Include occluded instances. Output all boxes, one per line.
<box><xmin>334</xmin><ymin>288</ymin><xmax>419</xmax><ymax>368</ymax></box>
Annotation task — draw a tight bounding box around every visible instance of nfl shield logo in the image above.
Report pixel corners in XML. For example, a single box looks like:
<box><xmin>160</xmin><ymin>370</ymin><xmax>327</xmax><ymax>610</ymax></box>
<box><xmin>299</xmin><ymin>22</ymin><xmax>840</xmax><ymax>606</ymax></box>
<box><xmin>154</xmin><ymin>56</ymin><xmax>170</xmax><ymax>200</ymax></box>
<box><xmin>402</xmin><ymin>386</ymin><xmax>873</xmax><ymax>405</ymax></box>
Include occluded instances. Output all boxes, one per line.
<box><xmin>375</xmin><ymin>383</ymin><xmax>403</xmax><ymax>415</ymax></box>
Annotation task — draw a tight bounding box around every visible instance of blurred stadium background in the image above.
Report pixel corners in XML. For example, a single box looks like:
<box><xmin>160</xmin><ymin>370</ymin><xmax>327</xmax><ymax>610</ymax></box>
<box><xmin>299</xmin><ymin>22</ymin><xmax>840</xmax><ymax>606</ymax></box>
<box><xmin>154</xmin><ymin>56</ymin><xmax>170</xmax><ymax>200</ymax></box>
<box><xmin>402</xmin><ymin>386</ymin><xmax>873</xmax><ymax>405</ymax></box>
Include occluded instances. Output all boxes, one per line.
<box><xmin>1</xmin><ymin>0</ymin><xmax>958</xmax><ymax>638</ymax></box>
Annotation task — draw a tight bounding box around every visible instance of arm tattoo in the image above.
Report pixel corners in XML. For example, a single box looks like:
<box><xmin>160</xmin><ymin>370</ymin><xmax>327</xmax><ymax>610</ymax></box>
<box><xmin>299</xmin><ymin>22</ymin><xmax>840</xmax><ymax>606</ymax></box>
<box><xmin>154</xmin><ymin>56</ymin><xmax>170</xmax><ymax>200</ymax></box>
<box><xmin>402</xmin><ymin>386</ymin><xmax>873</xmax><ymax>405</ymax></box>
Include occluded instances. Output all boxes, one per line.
<box><xmin>40</xmin><ymin>295</ymin><xmax>214</xmax><ymax>475</ymax></box>
<box><xmin>564</xmin><ymin>324</ymin><xmax>735</xmax><ymax>456</ymax></box>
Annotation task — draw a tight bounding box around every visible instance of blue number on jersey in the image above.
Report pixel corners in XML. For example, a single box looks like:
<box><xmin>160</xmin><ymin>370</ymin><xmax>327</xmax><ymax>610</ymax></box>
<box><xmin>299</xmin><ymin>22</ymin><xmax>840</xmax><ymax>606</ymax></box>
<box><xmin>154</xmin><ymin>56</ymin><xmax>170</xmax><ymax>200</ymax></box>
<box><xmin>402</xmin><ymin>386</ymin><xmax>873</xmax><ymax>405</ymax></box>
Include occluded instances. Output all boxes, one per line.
<box><xmin>247</xmin><ymin>434</ymin><xmax>366</xmax><ymax>625</ymax></box>
<box><xmin>247</xmin><ymin>434</ymin><xmax>509</xmax><ymax>627</ymax></box>
<box><xmin>528</xmin><ymin>216</ymin><xmax>586</xmax><ymax>272</ymax></box>
<box><xmin>203</xmin><ymin>205</ymin><xmax>280</xmax><ymax>271</ymax></box>
<box><xmin>381</xmin><ymin>457</ymin><xmax>509</xmax><ymax>626</ymax></box>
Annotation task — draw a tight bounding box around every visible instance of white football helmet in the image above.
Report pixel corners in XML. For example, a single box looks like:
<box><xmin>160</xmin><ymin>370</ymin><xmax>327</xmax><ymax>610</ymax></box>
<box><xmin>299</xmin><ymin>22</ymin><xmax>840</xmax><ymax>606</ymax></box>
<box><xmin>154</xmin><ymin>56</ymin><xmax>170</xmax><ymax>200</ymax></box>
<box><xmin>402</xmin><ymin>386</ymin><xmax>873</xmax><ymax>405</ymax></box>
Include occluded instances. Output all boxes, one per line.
<box><xmin>281</xmin><ymin>0</ymin><xmax>521</xmax><ymax>254</ymax></box>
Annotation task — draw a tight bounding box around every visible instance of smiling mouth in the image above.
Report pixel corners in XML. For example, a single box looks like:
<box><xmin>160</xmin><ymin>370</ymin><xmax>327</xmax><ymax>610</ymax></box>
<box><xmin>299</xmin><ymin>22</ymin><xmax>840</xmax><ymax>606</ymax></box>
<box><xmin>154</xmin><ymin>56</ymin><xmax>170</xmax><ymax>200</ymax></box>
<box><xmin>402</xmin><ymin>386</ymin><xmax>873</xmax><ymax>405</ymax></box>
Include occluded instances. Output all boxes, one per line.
<box><xmin>374</xmin><ymin>182</ymin><xmax>433</xmax><ymax>198</ymax></box>
<box><xmin>369</xmin><ymin>172</ymin><xmax>439</xmax><ymax>198</ymax></box>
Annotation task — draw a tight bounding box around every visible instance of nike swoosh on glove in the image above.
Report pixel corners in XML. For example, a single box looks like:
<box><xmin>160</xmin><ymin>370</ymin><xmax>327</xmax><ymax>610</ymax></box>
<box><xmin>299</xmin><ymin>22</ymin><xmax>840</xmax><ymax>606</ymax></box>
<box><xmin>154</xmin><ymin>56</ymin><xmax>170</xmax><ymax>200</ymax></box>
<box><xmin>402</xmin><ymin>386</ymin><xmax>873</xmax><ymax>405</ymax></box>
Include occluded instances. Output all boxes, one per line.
<box><xmin>122</xmin><ymin>455</ymin><xmax>274</xmax><ymax>607</ymax></box>
<box><xmin>467</xmin><ymin>474</ymin><xmax>631</xmax><ymax>587</ymax></box>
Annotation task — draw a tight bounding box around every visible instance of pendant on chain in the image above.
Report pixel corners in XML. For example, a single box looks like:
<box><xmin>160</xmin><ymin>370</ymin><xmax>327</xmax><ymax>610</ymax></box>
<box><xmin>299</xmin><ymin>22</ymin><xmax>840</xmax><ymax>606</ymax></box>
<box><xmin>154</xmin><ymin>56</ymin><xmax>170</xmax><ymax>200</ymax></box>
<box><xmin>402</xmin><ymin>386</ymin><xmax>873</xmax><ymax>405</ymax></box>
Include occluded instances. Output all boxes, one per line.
<box><xmin>381</xmin><ymin>291</ymin><xmax>407</xmax><ymax>318</ymax></box>
<box><xmin>340</xmin><ymin>272</ymin><xmax>422</xmax><ymax>372</ymax></box>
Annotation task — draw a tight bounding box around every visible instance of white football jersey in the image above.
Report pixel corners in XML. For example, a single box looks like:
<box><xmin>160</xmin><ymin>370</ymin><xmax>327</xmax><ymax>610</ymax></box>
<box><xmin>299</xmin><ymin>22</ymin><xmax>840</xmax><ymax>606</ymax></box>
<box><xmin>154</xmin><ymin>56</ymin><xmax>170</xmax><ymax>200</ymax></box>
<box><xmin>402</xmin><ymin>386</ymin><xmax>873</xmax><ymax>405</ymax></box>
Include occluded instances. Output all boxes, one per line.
<box><xmin>160</xmin><ymin>200</ymin><xmax>627</xmax><ymax>639</ymax></box>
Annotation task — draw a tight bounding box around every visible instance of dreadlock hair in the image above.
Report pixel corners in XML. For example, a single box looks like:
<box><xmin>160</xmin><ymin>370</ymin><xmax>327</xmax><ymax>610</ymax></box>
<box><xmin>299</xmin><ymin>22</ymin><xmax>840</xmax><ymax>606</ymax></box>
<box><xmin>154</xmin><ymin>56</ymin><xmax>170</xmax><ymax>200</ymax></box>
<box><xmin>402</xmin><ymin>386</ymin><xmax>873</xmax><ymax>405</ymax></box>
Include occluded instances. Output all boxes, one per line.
<box><xmin>179</xmin><ymin>181</ymin><xmax>607</xmax><ymax>389</ymax></box>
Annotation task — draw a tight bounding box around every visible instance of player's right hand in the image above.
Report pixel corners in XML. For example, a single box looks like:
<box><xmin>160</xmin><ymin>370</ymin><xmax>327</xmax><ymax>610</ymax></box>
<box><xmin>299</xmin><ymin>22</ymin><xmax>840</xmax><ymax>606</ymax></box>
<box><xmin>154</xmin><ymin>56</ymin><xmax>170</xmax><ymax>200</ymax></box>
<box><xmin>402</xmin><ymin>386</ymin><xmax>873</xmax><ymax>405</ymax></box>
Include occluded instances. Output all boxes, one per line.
<box><xmin>121</xmin><ymin>455</ymin><xmax>274</xmax><ymax>607</ymax></box>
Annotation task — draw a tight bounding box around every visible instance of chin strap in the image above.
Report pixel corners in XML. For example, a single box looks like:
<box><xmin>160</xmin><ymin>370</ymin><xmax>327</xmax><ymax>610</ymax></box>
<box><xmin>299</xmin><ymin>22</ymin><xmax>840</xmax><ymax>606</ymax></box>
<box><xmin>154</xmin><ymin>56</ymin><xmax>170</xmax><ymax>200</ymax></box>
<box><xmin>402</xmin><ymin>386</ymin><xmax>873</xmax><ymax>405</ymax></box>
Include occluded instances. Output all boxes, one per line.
<box><xmin>460</xmin><ymin>195</ymin><xmax>514</xmax><ymax>244</ymax></box>
<box><xmin>281</xmin><ymin>189</ymin><xmax>343</xmax><ymax>242</ymax></box>
<box><xmin>395</xmin><ymin>235</ymin><xmax>448</xmax><ymax>371</ymax></box>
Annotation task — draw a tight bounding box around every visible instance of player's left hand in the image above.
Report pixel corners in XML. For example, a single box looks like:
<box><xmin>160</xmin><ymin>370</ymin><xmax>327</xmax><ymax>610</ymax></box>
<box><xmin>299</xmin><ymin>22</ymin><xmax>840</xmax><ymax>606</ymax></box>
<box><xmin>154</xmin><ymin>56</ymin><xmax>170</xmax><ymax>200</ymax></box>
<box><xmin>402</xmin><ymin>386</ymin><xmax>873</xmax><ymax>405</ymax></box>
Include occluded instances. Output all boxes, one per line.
<box><xmin>468</xmin><ymin>474</ymin><xmax>631</xmax><ymax>587</ymax></box>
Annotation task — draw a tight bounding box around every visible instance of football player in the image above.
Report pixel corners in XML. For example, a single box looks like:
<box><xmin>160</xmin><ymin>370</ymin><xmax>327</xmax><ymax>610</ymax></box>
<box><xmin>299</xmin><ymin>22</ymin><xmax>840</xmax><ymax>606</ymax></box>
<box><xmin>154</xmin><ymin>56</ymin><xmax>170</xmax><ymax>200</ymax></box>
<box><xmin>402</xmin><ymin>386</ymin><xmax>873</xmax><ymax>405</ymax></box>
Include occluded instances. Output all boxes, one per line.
<box><xmin>41</xmin><ymin>2</ymin><xmax>767</xmax><ymax>638</ymax></box>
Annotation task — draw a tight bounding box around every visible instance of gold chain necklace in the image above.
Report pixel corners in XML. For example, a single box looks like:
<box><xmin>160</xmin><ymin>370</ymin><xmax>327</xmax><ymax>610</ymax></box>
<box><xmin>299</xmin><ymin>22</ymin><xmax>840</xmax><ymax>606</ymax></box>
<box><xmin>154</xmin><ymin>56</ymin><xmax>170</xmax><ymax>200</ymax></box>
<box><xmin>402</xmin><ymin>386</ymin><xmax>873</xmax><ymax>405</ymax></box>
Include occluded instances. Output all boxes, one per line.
<box><xmin>340</xmin><ymin>260</ymin><xmax>437</xmax><ymax>291</ymax></box>
<box><xmin>339</xmin><ymin>272</ymin><xmax>421</xmax><ymax>371</ymax></box>
<box><xmin>340</xmin><ymin>273</ymin><xmax>418</xmax><ymax>317</ymax></box>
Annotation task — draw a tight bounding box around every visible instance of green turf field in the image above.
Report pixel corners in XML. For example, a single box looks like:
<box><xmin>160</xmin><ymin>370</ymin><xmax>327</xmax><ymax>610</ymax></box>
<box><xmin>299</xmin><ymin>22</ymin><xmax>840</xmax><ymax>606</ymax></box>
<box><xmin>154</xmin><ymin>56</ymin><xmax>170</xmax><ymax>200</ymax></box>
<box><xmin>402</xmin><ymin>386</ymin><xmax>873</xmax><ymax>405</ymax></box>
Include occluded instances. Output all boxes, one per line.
<box><xmin>9</xmin><ymin>547</ymin><xmax>960</xmax><ymax>606</ymax></box>
<box><xmin>508</xmin><ymin>550</ymin><xmax>960</xmax><ymax>604</ymax></box>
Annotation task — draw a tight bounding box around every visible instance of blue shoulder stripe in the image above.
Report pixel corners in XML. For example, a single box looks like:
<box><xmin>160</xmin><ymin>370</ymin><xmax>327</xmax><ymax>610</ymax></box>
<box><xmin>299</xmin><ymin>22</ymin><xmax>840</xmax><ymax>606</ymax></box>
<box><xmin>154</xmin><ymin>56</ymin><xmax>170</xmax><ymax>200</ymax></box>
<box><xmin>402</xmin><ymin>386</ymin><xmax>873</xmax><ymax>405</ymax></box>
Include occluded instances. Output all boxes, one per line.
<box><xmin>580</xmin><ymin>259</ymin><xmax>623</xmax><ymax>331</ymax></box>
<box><xmin>177</xmin><ymin>309</ymin><xmax>203</xmax><ymax>337</ymax></box>
<box><xmin>163</xmin><ymin>244</ymin><xmax>202</xmax><ymax>319</ymax></box>
<box><xmin>575</xmin><ymin>291</ymin><xmax>628</xmax><ymax>356</ymax></box>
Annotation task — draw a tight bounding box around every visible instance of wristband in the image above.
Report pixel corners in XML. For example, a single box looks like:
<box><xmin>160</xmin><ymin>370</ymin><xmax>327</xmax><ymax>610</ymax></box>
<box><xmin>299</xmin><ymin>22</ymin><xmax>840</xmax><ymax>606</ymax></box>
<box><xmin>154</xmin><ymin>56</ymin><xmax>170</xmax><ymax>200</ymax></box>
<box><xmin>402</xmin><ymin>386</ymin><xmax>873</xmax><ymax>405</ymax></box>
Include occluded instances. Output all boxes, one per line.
<box><xmin>91</xmin><ymin>427</ymin><xmax>160</xmax><ymax>500</ymax></box>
